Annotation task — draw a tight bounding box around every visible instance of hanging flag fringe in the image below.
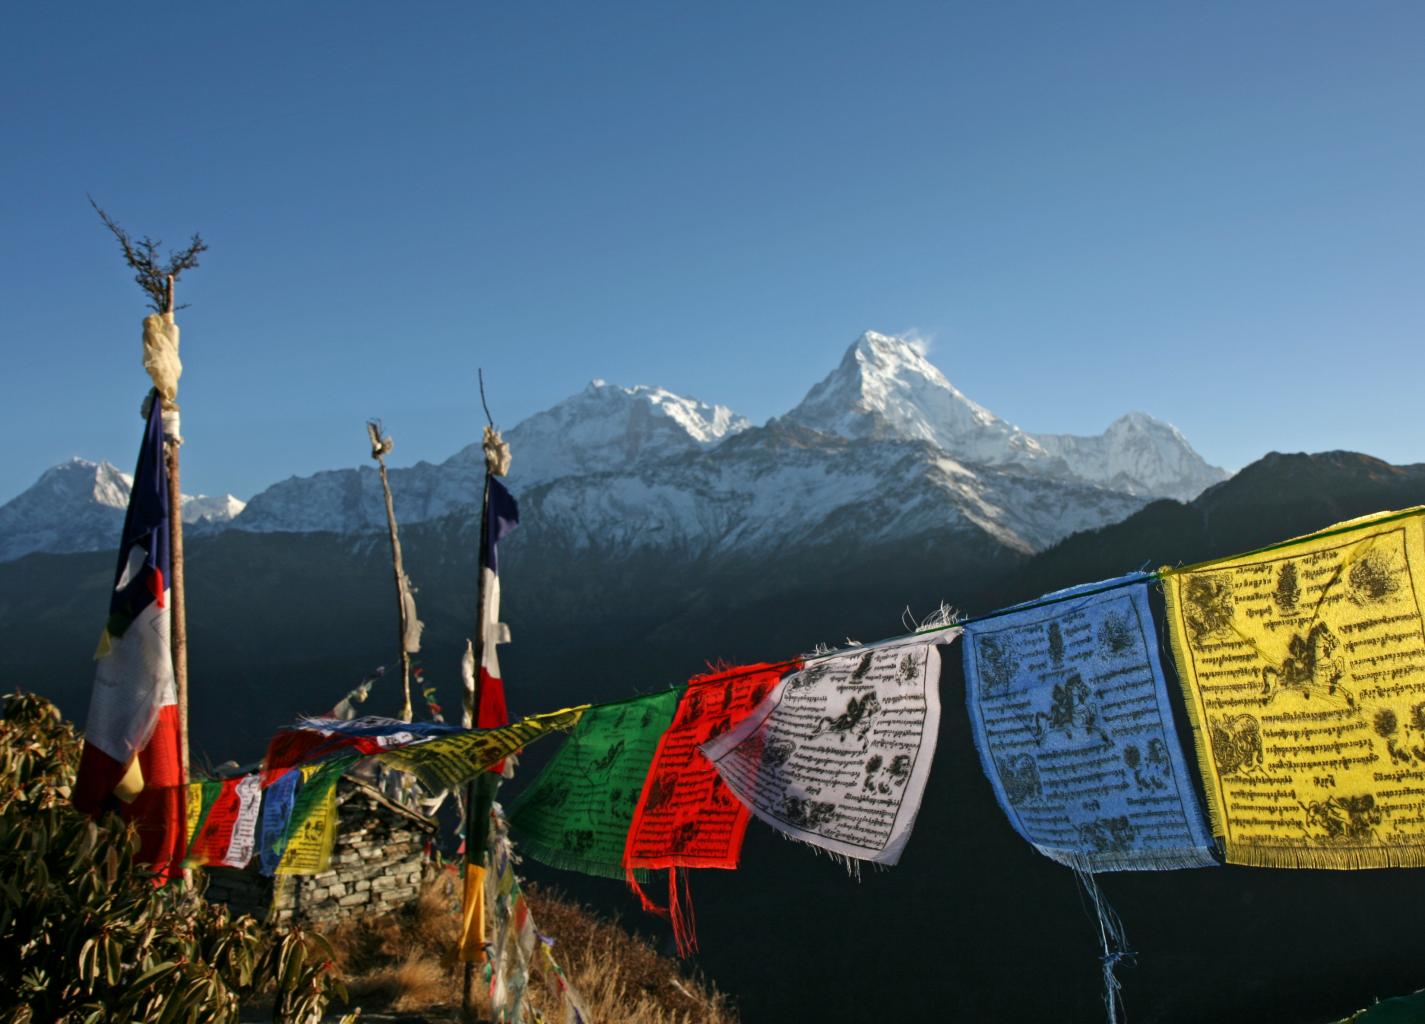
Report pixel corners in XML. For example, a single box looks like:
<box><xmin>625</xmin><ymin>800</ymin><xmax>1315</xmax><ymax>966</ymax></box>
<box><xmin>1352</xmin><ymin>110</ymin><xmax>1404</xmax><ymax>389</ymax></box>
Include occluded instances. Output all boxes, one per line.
<box><xmin>1073</xmin><ymin>866</ymin><xmax>1134</xmax><ymax>1024</ymax></box>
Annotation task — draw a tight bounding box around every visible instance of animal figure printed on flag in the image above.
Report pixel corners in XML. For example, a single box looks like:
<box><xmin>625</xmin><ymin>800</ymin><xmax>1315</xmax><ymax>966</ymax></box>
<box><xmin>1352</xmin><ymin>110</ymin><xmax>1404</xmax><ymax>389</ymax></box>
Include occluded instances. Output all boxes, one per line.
<box><xmin>626</xmin><ymin>662</ymin><xmax>796</xmax><ymax>873</ymax></box>
<box><xmin>962</xmin><ymin>575</ymin><xmax>1216</xmax><ymax>872</ymax></box>
<box><xmin>702</xmin><ymin>634</ymin><xmax>952</xmax><ymax>865</ymax></box>
<box><xmin>1163</xmin><ymin>507</ymin><xmax>1425</xmax><ymax>868</ymax></box>
<box><xmin>507</xmin><ymin>691</ymin><xmax>680</xmax><ymax>880</ymax></box>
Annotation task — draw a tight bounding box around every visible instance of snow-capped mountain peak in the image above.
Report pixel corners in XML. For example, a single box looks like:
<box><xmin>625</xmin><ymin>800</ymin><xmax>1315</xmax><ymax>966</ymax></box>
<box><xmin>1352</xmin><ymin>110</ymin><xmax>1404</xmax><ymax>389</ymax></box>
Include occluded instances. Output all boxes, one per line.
<box><xmin>445</xmin><ymin>379</ymin><xmax>752</xmax><ymax>488</ymax></box>
<box><xmin>1036</xmin><ymin>410</ymin><xmax>1225</xmax><ymax>501</ymax></box>
<box><xmin>785</xmin><ymin>330</ymin><xmax>1048</xmax><ymax>464</ymax></box>
<box><xmin>0</xmin><ymin>458</ymin><xmax>247</xmax><ymax>562</ymax></box>
<box><xmin>786</xmin><ymin>331</ymin><xmax>1225</xmax><ymax>500</ymax></box>
<box><xmin>1</xmin><ymin>329</ymin><xmax>1226</xmax><ymax>560</ymax></box>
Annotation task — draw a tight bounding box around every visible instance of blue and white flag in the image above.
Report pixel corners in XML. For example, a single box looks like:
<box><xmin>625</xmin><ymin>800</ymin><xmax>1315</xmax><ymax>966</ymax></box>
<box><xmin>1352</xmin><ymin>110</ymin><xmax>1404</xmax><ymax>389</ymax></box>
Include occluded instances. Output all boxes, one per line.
<box><xmin>963</xmin><ymin>574</ymin><xmax>1217</xmax><ymax>871</ymax></box>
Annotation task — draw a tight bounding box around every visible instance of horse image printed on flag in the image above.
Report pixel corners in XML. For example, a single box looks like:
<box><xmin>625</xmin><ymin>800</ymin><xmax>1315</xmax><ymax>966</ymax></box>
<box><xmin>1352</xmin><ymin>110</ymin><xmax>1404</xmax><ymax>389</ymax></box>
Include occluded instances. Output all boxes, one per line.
<box><xmin>1163</xmin><ymin>507</ymin><xmax>1425</xmax><ymax>869</ymax></box>
<box><xmin>963</xmin><ymin>574</ymin><xmax>1216</xmax><ymax>871</ymax></box>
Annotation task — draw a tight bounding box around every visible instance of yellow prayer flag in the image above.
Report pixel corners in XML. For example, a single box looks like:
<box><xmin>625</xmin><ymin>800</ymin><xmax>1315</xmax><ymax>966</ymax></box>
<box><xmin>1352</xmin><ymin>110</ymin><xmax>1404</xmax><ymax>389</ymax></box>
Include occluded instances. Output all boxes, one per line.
<box><xmin>184</xmin><ymin>782</ymin><xmax>205</xmax><ymax>846</ymax></box>
<box><xmin>377</xmin><ymin>706</ymin><xmax>587</xmax><ymax>792</ymax></box>
<box><xmin>275</xmin><ymin>764</ymin><xmax>341</xmax><ymax>876</ymax></box>
<box><xmin>1162</xmin><ymin>506</ymin><xmax>1425</xmax><ymax>868</ymax></box>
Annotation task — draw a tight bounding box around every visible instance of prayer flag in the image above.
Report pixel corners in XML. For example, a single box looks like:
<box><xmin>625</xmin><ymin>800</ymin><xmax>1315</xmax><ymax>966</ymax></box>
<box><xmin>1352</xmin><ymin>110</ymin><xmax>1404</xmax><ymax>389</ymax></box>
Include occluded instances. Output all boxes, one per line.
<box><xmin>258</xmin><ymin>763</ymin><xmax>305</xmax><ymax>876</ymax></box>
<box><xmin>485</xmin><ymin>832</ymin><xmax>537</xmax><ymax>1022</ymax></box>
<box><xmin>963</xmin><ymin>575</ymin><xmax>1216</xmax><ymax>871</ymax></box>
<box><xmin>275</xmin><ymin>760</ymin><xmax>346</xmax><ymax>876</ymax></box>
<box><xmin>624</xmin><ymin>661</ymin><xmax>797</xmax><ymax>953</ymax></box>
<box><xmin>72</xmin><ymin>391</ymin><xmax>183</xmax><ymax>881</ymax></box>
<box><xmin>262</xmin><ymin>716</ymin><xmax>460</xmax><ymax>786</ymax></box>
<box><xmin>184</xmin><ymin>774</ymin><xmax>262</xmax><ymax>869</ymax></box>
<box><xmin>377</xmin><ymin>707</ymin><xmax>587</xmax><ymax>792</ymax></box>
<box><xmin>626</xmin><ymin>662</ymin><xmax>796</xmax><ymax>872</ymax></box>
<box><xmin>1162</xmin><ymin>507</ymin><xmax>1425</xmax><ymax>868</ymax></box>
<box><xmin>702</xmin><ymin>635</ymin><xmax>952</xmax><ymax>865</ymax></box>
<box><xmin>507</xmin><ymin>691</ymin><xmax>680</xmax><ymax>880</ymax></box>
<box><xmin>469</xmin><ymin>477</ymin><xmax>519</xmax><ymax>740</ymax></box>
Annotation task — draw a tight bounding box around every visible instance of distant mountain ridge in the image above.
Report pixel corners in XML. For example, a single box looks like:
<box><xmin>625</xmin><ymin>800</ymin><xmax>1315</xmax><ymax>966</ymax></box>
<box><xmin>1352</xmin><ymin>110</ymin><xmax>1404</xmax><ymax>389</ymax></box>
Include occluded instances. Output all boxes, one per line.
<box><xmin>783</xmin><ymin>331</ymin><xmax>1223</xmax><ymax>500</ymax></box>
<box><xmin>0</xmin><ymin>458</ymin><xmax>245</xmax><ymax>563</ymax></box>
<box><xmin>0</xmin><ymin>331</ymin><xmax>1224</xmax><ymax>562</ymax></box>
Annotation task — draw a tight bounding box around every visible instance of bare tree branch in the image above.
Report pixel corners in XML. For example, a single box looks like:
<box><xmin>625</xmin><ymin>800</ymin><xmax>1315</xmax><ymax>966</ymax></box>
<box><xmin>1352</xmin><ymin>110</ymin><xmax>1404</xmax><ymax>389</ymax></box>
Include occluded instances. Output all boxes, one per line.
<box><xmin>89</xmin><ymin>195</ymin><xmax>209</xmax><ymax>312</ymax></box>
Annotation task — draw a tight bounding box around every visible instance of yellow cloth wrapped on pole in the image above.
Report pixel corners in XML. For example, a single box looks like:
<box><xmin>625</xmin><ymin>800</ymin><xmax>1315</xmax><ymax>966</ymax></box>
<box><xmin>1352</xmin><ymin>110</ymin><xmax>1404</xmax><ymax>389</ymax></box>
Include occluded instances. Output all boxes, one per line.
<box><xmin>459</xmin><ymin>864</ymin><xmax>488</xmax><ymax>963</ymax></box>
<box><xmin>1162</xmin><ymin>506</ymin><xmax>1425</xmax><ymax>868</ymax></box>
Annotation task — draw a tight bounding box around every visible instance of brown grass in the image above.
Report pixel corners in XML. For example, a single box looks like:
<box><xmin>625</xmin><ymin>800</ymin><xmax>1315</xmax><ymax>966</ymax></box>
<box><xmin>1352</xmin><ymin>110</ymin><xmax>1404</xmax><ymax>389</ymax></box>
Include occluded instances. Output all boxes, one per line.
<box><xmin>325</xmin><ymin>870</ymin><xmax>736</xmax><ymax>1023</ymax></box>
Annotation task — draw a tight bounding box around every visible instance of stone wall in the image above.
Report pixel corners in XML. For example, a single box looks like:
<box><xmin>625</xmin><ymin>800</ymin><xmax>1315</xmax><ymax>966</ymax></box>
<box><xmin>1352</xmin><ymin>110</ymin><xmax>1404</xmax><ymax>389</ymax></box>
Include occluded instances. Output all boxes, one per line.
<box><xmin>204</xmin><ymin>775</ymin><xmax>437</xmax><ymax>927</ymax></box>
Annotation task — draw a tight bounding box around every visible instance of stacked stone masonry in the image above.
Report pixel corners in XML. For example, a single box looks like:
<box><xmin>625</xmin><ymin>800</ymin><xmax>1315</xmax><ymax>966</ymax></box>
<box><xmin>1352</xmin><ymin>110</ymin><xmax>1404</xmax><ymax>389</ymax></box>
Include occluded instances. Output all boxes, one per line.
<box><xmin>203</xmin><ymin>775</ymin><xmax>438</xmax><ymax>926</ymax></box>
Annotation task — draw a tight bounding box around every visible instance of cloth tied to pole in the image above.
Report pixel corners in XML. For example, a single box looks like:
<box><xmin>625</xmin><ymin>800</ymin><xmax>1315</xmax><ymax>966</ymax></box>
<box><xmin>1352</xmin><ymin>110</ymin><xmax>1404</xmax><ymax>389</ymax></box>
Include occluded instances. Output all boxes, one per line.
<box><xmin>483</xmin><ymin>424</ymin><xmax>511</xmax><ymax>476</ymax></box>
<box><xmin>400</xmin><ymin>572</ymin><xmax>424</xmax><ymax>653</ymax></box>
<box><xmin>142</xmin><ymin>312</ymin><xmax>181</xmax><ymax>409</ymax></box>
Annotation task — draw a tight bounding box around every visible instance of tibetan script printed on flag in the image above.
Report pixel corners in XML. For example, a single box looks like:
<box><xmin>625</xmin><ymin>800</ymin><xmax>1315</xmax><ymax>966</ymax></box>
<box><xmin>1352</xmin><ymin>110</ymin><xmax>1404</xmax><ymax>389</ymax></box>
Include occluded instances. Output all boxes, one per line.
<box><xmin>625</xmin><ymin>662</ymin><xmax>794</xmax><ymax>872</ymax></box>
<box><xmin>507</xmin><ymin>691</ymin><xmax>680</xmax><ymax>880</ymax></box>
<box><xmin>702</xmin><ymin>635</ymin><xmax>952</xmax><ymax>865</ymax></box>
<box><xmin>185</xmin><ymin>774</ymin><xmax>262</xmax><ymax>869</ymax></box>
<box><xmin>377</xmin><ymin>707</ymin><xmax>586</xmax><ymax>792</ymax></box>
<box><xmin>963</xmin><ymin>575</ymin><xmax>1216</xmax><ymax>871</ymax></box>
<box><xmin>1163</xmin><ymin>507</ymin><xmax>1425</xmax><ymax>868</ymax></box>
<box><xmin>275</xmin><ymin>761</ymin><xmax>347</xmax><ymax>876</ymax></box>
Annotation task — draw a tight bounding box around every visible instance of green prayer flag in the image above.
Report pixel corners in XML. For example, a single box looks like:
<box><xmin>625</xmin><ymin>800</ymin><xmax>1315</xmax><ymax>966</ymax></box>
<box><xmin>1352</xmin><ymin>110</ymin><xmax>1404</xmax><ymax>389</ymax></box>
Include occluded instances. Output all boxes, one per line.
<box><xmin>507</xmin><ymin>690</ymin><xmax>680</xmax><ymax>881</ymax></box>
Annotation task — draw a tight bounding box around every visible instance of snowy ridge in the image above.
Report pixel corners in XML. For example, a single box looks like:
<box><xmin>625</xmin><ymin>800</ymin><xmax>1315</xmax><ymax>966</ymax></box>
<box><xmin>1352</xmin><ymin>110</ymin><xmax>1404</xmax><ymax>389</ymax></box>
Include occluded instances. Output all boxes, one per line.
<box><xmin>448</xmin><ymin>380</ymin><xmax>751</xmax><ymax>488</ymax></box>
<box><xmin>786</xmin><ymin>331</ymin><xmax>1225</xmax><ymax>500</ymax></box>
<box><xmin>1034</xmin><ymin>411</ymin><xmax>1222</xmax><ymax>501</ymax></box>
<box><xmin>0</xmin><ymin>458</ymin><xmax>246</xmax><ymax>563</ymax></box>
<box><xmin>1</xmin><ymin>332</ymin><xmax>1225</xmax><ymax>561</ymax></box>
<box><xmin>519</xmin><ymin>424</ymin><xmax>1147</xmax><ymax>559</ymax></box>
<box><xmin>236</xmin><ymin>380</ymin><xmax>749</xmax><ymax>532</ymax></box>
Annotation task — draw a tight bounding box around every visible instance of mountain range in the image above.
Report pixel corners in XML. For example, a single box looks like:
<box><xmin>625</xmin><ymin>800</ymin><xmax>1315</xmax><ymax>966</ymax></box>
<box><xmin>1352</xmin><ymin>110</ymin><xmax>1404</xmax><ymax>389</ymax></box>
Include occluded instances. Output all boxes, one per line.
<box><xmin>3</xmin><ymin>326</ymin><xmax>1425</xmax><ymax>1021</ymax></box>
<box><xmin>0</xmin><ymin>331</ymin><xmax>1224</xmax><ymax>563</ymax></box>
<box><xmin>0</xmin><ymin>458</ymin><xmax>245</xmax><ymax>564</ymax></box>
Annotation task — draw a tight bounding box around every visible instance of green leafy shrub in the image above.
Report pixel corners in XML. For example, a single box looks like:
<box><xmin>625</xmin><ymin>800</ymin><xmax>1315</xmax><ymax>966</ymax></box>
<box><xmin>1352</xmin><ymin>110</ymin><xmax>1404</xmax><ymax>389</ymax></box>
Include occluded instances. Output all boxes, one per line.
<box><xmin>0</xmin><ymin>691</ymin><xmax>346</xmax><ymax>1023</ymax></box>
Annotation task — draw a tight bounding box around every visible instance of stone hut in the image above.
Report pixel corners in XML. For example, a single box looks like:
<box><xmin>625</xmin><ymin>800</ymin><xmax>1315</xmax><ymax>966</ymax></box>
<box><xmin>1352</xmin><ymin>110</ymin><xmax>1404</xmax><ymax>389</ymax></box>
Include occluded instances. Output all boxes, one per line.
<box><xmin>204</xmin><ymin>774</ymin><xmax>438</xmax><ymax>925</ymax></box>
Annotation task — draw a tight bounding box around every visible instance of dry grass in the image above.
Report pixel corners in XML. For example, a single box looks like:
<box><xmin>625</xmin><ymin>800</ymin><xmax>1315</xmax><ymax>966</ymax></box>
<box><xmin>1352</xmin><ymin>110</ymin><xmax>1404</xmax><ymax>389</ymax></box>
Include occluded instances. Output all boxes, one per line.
<box><xmin>325</xmin><ymin>871</ymin><xmax>736</xmax><ymax>1023</ymax></box>
<box><xmin>526</xmin><ymin>883</ymin><xmax>736</xmax><ymax>1024</ymax></box>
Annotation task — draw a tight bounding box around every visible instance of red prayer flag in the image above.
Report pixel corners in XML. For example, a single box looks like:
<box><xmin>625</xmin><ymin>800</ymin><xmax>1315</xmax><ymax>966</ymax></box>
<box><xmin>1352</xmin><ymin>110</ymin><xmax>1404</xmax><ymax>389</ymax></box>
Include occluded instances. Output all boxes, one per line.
<box><xmin>624</xmin><ymin>660</ymin><xmax>797</xmax><ymax>953</ymax></box>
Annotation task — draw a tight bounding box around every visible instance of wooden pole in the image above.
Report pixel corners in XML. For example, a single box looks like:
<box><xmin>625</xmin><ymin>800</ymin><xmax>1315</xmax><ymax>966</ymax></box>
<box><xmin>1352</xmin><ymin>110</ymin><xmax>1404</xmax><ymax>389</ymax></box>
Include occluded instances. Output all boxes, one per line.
<box><xmin>164</xmin><ymin>274</ymin><xmax>190</xmax><ymax>807</ymax></box>
<box><xmin>462</xmin><ymin>471</ymin><xmax>491</xmax><ymax>1019</ymax></box>
<box><xmin>369</xmin><ymin>423</ymin><xmax>414</xmax><ymax>723</ymax></box>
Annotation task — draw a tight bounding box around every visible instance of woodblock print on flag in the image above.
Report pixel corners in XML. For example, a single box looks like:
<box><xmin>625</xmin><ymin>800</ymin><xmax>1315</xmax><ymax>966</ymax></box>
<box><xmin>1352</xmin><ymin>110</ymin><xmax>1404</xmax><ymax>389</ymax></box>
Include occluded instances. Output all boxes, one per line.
<box><xmin>185</xmin><ymin>774</ymin><xmax>262</xmax><ymax>869</ymax></box>
<box><xmin>274</xmin><ymin>759</ymin><xmax>349</xmax><ymax>876</ymax></box>
<box><xmin>963</xmin><ymin>574</ymin><xmax>1216</xmax><ymax>871</ymax></box>
<box><xmin>625</xmin><ymin>662</ymin><xmax>796</xmax><ymax>872</ymax></box>
<box><xmin>506</xmin><ymin>691</ymin><xmax>680</xmax><ymax>880</ymax></box>
<box><xmin>1162</xmin><ymin>507</ymin><xmax>1425</xmax><ymax>868</ymax></box>
<box><xmin>701</xmin><ymin>634</ymin><xmax>954</xmax><ymax>865</ymax></box>
<box><xmin>376</xmin><ymin>707</ymin><xmax>586</xmax><ymax>793</ymax></box>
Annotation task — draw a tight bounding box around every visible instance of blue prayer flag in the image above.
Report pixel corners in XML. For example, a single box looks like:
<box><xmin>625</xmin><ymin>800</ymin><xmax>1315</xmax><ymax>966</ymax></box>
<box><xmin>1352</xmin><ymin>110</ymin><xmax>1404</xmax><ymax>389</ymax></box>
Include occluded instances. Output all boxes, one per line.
<box><xmin>963</xmin><ymin>574</ymin><xmax>1217</xmax><ymax>871</ymax></box>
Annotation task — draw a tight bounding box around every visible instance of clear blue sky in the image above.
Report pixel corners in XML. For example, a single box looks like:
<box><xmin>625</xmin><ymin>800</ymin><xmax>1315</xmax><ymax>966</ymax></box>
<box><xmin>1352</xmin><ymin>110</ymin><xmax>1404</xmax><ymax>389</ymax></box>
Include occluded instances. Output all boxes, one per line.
<box><xmin>3</xmin><ymin>1</ymin><xmax>1422</xmax><ymax>503</ymax></box>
